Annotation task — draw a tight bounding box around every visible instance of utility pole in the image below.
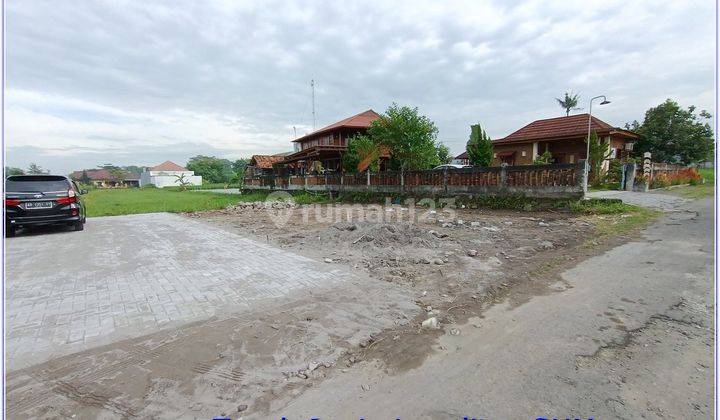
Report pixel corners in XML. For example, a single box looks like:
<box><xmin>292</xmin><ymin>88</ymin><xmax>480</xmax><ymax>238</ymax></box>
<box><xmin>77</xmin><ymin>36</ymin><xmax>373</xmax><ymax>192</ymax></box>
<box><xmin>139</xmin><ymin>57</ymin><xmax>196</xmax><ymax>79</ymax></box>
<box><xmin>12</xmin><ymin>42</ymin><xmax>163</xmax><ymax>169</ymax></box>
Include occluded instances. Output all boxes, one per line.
<box><xmin>311</xmin><ymin>79</ymin><xmax>316</xmax><ymax>131</ymax></box>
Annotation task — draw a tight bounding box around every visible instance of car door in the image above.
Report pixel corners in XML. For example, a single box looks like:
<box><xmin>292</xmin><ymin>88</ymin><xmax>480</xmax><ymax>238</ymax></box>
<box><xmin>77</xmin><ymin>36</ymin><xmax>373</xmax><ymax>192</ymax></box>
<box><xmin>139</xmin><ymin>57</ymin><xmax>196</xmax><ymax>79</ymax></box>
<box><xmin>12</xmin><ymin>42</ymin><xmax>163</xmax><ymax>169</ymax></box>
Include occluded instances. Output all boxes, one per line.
<box><xmin>71</xmin><ymin>181</ymin><xmax>86</xmax><ymax>220</ymax></box>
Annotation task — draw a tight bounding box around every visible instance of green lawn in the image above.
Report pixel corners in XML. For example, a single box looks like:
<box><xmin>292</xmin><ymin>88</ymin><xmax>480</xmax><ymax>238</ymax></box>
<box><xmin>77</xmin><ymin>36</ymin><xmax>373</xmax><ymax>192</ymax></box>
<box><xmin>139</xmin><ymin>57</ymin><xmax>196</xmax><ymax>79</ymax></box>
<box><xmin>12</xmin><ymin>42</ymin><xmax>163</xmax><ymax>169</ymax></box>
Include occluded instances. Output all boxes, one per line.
<box><xmin>82</xmin><ymin>188</ymin><xmax>334</xmax><ymax>217</ymax></box>
<box><xmin>83</xmin><ymin>188</ymin><xmax>248</xmax><ymax>217</ymax></box>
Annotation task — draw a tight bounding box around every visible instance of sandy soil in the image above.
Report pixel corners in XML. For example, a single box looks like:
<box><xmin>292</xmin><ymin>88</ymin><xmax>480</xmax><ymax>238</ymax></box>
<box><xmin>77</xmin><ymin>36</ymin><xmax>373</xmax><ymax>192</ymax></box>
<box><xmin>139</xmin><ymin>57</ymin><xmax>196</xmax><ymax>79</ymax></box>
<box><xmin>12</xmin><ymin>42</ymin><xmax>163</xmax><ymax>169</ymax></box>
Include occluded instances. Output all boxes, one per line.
<box><xmin>7</xmin><ymin>202</ymin><xmax>612</xmax><ymax>419</ymax></box>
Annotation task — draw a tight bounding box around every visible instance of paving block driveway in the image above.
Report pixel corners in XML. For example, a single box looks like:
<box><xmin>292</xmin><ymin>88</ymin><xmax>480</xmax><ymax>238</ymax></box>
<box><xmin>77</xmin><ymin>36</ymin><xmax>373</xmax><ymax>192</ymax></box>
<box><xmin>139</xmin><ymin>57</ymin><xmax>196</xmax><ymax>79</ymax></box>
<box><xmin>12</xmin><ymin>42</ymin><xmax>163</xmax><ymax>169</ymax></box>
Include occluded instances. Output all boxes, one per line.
<box><xmin>6</xmin><ymin>212</ymin><xmax>351</xmax><ymax>370</ymax></box>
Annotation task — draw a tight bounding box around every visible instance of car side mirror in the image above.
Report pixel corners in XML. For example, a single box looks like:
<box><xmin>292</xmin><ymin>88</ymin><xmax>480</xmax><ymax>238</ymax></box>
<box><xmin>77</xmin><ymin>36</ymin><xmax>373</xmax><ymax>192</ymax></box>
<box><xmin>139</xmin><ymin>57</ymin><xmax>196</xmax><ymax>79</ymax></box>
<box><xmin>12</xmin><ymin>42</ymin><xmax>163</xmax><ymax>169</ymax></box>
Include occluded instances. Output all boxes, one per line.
<box><xmin>80</xmin><ymin>189</ymin><xmax>88</xmax><ymax>195</ymax></box>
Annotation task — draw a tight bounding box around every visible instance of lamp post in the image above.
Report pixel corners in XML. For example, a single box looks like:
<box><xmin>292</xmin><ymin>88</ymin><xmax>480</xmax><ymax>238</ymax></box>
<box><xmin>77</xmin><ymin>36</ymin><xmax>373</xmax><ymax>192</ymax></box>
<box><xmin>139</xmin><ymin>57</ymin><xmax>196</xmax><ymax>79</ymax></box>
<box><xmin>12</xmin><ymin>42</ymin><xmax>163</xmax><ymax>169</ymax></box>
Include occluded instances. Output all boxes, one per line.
<box><xmin>584</xmin><ymin>95</ymin><xmax>611</xmax><ymax>195</ymax></box>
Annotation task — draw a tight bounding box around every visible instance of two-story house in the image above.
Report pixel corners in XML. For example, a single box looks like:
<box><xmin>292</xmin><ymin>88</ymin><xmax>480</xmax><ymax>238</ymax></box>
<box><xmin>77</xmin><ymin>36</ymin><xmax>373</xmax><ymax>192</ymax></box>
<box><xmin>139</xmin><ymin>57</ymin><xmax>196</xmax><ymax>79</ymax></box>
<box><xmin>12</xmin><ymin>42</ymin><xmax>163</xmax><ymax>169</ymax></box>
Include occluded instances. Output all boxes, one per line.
<box><xmin>281</xmin><ymin>109</ymin><xmax>384</xmax><ymax>173</ymax></box>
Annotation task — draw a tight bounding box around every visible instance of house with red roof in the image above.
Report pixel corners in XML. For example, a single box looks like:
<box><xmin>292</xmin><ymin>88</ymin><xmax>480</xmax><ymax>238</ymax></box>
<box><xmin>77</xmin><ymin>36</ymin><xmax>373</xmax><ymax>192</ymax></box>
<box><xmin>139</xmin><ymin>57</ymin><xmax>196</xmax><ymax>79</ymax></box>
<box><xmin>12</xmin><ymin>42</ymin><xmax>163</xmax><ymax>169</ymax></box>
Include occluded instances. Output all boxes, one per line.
<box><xmin>245</xmin><ymin>154</ymin><xmax>287</xmax><ymax>177</ymax></box>
<box><xmin>70</xmin><ymin>168</ymin><xmax>140</xmax><ymax>188</ymax></box>
<box><xmin>455</xmin><ymin>114</ymin><xmax>639</xmax><ymax>168</ymax></box>
<box><xmin>139</xmin><ymin>161</ymin><xmax>202</xmax><ymax>188</ymax></box>
<box><xmin>281</xmin><ymin>109</ymin><xmax>389</xmax><ymax>173</ymax></box>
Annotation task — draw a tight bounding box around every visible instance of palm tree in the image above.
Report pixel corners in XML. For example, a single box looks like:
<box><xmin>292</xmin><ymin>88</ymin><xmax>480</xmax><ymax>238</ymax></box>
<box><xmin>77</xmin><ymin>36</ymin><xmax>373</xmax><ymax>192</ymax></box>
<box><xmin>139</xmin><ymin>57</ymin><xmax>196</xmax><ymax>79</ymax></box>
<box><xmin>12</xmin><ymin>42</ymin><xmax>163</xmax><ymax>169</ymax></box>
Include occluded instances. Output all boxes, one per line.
<box><xmin>556</xmin><ymin>92</ymin><xmax>581</xmax><ymax>116</ymax></box>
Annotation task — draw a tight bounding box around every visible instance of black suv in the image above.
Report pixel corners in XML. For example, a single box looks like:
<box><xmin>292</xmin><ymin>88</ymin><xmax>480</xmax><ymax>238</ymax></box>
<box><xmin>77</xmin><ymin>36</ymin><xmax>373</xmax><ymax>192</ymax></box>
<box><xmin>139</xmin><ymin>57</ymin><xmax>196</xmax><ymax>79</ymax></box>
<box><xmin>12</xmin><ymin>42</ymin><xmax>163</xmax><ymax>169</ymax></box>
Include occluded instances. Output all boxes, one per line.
<box><xmin>5</xmin><ymin>175</ymin><xmax>87</xmax><ymax>237</ymax></box>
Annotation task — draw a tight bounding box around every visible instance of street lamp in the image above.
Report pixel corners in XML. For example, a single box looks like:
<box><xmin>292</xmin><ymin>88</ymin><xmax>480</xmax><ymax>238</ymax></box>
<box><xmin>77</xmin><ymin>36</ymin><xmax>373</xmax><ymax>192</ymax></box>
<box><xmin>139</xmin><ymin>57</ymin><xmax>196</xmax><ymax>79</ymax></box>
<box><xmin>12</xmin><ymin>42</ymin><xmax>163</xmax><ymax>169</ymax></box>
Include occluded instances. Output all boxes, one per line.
<box><xmin>584</xmin><ymin>95</ymin><xmax>611</xmax><ymax>195</ymax></box>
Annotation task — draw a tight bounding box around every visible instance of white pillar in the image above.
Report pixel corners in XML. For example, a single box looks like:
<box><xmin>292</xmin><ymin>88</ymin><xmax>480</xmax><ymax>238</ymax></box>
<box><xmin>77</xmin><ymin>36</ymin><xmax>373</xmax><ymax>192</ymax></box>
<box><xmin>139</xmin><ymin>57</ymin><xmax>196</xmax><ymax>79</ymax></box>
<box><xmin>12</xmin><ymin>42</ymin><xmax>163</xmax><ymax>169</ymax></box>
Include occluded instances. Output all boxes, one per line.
<box><xmin>532</xmin><ymin>142</ymin><xmax>538</xmax><ymax>161</ymax></box>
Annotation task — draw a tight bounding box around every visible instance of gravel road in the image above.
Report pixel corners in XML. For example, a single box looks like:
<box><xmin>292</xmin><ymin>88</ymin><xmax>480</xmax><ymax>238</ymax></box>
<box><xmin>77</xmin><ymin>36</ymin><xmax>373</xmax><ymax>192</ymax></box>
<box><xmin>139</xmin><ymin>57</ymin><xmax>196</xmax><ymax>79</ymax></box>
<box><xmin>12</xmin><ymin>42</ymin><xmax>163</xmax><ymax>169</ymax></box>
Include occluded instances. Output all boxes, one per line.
<box><xmin>268</xmin><ymin>196</ymin><xmax>714</xmax><ymax>419</ymax></box>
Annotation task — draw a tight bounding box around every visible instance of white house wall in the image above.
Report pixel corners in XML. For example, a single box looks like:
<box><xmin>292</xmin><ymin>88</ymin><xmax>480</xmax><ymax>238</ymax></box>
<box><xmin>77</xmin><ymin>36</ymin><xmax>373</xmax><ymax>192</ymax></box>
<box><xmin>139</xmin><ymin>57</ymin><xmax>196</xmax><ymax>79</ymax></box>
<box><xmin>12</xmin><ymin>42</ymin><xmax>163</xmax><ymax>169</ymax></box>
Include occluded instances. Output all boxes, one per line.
<box><xmin>139</xmin><ymin>171</ymin><xmax>202</xmax><ymax>187</ymax></box>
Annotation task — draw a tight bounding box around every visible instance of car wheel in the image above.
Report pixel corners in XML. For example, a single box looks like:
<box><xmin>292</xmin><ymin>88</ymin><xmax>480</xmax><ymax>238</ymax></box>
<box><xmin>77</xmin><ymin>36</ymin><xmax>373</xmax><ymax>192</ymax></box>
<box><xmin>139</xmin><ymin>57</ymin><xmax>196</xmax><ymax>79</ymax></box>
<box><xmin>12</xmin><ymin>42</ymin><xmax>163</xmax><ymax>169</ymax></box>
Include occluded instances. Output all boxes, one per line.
<box><xmin>74</xmin><ymin>221</ymin><xmax>84</xmax><ymax>232</ymax></box>
<box><xmin>5</xmin><ymin>226</ymin><xmax>16</xmax><ymax>238</ymax></box>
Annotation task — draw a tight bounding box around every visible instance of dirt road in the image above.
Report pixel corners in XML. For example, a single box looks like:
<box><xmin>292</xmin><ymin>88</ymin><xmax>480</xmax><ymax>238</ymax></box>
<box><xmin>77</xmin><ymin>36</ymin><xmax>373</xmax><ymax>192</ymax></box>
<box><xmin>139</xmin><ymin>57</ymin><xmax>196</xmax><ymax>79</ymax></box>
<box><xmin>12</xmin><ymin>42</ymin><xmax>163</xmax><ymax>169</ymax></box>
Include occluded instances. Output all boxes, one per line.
<box><xmin>267</xmin><ymin>197</ymin><xmax>714</xmax><ymax>419</ymax></box>
<box><xmin>6</xmin><ymin>195</ymin><xmax>711</xmax><ymax>418</ymax></box>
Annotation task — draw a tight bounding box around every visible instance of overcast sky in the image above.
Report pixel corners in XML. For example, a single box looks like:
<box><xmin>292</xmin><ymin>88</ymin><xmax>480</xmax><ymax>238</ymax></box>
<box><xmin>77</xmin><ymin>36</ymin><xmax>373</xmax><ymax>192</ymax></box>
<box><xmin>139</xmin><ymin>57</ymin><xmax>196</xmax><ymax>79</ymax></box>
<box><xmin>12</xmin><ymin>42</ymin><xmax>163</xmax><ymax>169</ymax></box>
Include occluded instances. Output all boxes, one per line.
<box><xmin>6</xmin><ymin>0</ymin><xmax>715</xmax><ymax>174</ymax></box>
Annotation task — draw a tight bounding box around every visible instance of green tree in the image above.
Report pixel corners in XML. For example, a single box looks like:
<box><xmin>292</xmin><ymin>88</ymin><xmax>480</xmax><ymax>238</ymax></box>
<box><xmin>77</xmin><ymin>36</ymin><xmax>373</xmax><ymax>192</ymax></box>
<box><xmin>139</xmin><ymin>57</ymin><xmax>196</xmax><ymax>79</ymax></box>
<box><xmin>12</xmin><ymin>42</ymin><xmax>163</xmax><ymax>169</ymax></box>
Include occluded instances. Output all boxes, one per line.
<box><xmin>108</xmin><ymin>167</ymin><xmax>127</xmax><ymax>184</ymax></box>
<box><xmin>436</xmin><ymin>142</ymin><xmax>452</xmax><ymax>164</ymax></box>
<box><xmin>466</xmin><ymin>124</ymin><xmax>493</xmax><ymax>167</ymax></box>
<box><xmin>5</xmin><ymin>166</ymin><xmax>24</xmax><ymax>176</ymax></box>
<box><xmin>533</xmin><ymin>151</ymin><xmax>553</xmax><ymax>165</ymax></box>
<box><xmin>343</xmin><ymin>134</ymin><xmax>380</xmax><ymax>173</ymax></box>
<box><xmin>368</xmin><ymin>104</ymin><xmax>440</xmax><ymax>172</ymax></box>
<box><xmin>587</xmin><ymin>130</ymin><xmax>612</xmax><ymax>185</ymax></box>
<box><xmin>186</xmin><ymin>155</ymin><xmax>234</xmax><ymax>183</ymax></box>
<box><xmin>80</xmin><ymin>170</ymin><xmax>91</xmax><ymax>184</ymax></box>
<box><xmin>232</xmin><ymin>158</ymin><xmax>250</xmax><ymax>175</ymax></box>
<box><xmin>121</xmin><ymin>165</ymin><xmax>144</xmax><ymax>175</ymax></box>
<box><xmin>556</xmin><ymin>92</ymin><xmax>581</xmax><ymax>116</ymax></box>
<box><xmin>26</xmin><ymin>163</ymin><xmax>46</xmax><ymax>174</ymax></box>
<box><xmin>625</xmin><ymin>99</ymin><xmax>714</xmax><ymax>164</ymax></box>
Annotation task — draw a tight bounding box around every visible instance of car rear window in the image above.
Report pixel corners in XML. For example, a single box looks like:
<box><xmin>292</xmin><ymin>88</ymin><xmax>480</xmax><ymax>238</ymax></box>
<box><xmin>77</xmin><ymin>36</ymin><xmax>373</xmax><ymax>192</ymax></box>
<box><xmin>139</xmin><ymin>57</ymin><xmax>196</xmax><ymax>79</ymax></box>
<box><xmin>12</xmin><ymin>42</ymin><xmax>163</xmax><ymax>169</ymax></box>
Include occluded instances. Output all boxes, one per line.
<box><xmin>6</xmin><ymin>176</ymin><xmax>70</xmax><ymax>193</ymax></box>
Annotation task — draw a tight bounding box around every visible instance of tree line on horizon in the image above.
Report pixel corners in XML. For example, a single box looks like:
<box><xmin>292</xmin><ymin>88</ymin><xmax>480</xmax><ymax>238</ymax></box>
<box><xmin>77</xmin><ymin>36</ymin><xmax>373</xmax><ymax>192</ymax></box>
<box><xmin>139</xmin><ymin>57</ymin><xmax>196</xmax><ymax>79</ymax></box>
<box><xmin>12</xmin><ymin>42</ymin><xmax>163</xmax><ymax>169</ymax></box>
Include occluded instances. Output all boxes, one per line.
<box><xmin>4</xmin><ymin>96</ymin><xmax>713</xmax><ymax>181</ymax></box>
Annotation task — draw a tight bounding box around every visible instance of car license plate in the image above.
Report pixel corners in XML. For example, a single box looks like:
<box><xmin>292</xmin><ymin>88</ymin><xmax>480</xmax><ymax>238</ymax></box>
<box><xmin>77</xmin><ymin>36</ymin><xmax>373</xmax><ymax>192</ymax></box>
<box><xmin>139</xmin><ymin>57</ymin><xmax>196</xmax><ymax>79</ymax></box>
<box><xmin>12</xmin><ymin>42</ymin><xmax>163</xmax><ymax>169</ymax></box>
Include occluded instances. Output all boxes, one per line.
<box><xmin>25</xmin><ymin>201</ymin><xmax>53</xmax><ymax>209</ymax></box>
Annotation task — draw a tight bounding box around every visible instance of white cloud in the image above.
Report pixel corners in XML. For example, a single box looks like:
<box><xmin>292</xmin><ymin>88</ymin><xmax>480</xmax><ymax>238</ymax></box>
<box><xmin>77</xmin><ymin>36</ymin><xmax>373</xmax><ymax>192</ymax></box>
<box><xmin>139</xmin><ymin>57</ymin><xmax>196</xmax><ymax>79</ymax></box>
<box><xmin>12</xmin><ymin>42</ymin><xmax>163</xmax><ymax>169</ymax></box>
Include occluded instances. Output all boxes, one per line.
<box><xmin>5</xmin><ymin>0</ymin><xmax>714</xmax><ymax>172</ymax></box>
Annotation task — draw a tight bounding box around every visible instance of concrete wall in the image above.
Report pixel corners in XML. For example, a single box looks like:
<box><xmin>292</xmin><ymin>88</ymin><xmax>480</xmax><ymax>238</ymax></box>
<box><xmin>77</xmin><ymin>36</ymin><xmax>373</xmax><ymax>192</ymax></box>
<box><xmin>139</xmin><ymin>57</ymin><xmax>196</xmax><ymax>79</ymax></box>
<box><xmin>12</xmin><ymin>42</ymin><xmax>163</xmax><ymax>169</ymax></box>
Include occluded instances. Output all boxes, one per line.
<box><xmin>140</xmin><ymin>171</ymin><xmax>202</xmax><ymax>188</ymax></box>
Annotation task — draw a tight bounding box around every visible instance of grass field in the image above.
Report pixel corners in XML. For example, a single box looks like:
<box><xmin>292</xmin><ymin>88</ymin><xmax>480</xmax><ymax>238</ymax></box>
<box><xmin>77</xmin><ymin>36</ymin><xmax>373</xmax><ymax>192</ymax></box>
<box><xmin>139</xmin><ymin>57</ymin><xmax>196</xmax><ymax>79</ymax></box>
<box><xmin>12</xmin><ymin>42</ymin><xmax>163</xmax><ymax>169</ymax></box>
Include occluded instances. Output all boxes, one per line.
<box><xmin>82</xmin><ymin>188</ymin><xmax>336</xmax><ymax>217</ymax></box>
<box><xmin>83</xmin><ymin>188</ymin><xmax>246</xmax><ymax>217</ymax></box>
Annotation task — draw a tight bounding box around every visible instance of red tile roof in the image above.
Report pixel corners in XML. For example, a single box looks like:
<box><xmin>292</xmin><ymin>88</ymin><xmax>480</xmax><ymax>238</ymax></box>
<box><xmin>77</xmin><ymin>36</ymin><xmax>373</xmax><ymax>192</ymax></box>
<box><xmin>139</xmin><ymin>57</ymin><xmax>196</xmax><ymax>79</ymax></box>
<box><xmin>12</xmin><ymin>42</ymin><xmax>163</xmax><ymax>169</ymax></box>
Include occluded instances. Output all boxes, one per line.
<box><xmin>455</xmin><ymin>151</ymin><xmax>468</xmax><ymax>159</ymax></box>
<box><xmin>495</xmin><ymin>114</ymin><xmax>635</xmax><ymax>144</ymax></box>
<box><xmin>292</xmin><ymin>109</ymin><xmax>381</xmax><ymax>142</ymax></box>
<box><xmin>250</xmin><ymin>155</ymin><xmax>285</xmax><ymax>169</ymax></box>
<box><xmin>70</xmin><ymin>169</ymin><xmax>137</xmax><ymax>181</ymax></box>
<box><xmin>150</xmin><ymin>161</ymin><xmax>187</xmax><ymax>171</ymax></box>
<box><xmin>70</xmin><ymin>169</ymin><xmax>111</xmax><ymax>181</ymax></box>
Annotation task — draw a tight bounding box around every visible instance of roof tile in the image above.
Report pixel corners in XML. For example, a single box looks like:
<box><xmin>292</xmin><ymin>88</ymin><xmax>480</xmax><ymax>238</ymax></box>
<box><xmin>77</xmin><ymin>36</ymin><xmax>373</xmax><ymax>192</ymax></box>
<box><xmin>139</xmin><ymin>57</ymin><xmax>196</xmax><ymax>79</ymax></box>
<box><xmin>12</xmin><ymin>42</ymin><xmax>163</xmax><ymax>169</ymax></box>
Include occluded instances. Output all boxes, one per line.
<box><xmin>150</xmin><ymin>161</ymin><xmax>187</xmax><ymax>171</ymax></box>
<box><xmin>293</xmin><ymin>109</ymin><xmax>380</xmax><ymax>142</ymax></box>
<box><xmin>250</xmin><ymin>155</ymin><xmax>285</xmax><ymax>169</ymax></box>
<box><xmin>495</xmin><ymin>114</ymin><xmax>616</xmax><ymax>143</ymax></box>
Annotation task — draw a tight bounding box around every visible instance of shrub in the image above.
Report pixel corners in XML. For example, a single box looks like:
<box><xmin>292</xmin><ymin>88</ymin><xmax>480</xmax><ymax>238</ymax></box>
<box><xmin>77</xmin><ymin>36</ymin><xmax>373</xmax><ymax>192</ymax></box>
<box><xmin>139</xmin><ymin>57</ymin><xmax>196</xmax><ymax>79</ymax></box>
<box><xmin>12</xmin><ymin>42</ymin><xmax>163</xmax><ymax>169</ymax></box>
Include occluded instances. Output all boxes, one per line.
<box><xmin>606</xmin><ymin>160</ymin><xmax>622</xmax><ymax>184</ymax></box>
<box><xmin>650</xmin><ymin>168</ymin><xmax>701</xmax><ymax>188</ymax></box>
<box><xmin>533</xmin><ymin>151</ymin><xmax>553</xmax><ymax>165</ymax></box>
<box><xmin>569</xmin><ymin>198</ymin><xmax>633</xmax><ymax>214</ymax></box>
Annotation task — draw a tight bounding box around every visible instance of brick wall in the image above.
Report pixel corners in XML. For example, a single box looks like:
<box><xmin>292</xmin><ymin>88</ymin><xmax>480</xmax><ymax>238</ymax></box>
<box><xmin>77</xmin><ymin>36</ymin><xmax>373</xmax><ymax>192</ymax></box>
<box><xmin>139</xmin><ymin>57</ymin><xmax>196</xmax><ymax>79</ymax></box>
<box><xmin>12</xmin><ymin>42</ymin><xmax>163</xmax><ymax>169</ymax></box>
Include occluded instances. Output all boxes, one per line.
<box><xmin>245</xmin><ymin>162</ymin><xmax>586</xmax><ymax>199</ymax></box>
<box><xmin>492</xmin><ymin>143</ymin><xmax>534</xmax><ymax>166</ymax></box>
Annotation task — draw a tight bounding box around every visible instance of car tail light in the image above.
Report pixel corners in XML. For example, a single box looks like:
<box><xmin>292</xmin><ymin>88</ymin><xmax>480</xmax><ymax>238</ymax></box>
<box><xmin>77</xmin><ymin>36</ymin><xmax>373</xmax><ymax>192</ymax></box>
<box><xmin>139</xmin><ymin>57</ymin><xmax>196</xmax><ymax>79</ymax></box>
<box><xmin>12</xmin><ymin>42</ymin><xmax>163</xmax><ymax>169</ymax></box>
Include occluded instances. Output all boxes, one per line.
<box><xmin>5</xmin><ymin>199</ymin><xmax>20</xmax><ymax>206</ymax></box>
<box><xmin>57</xmin><ymin>195</ymin><xmax>77</xmax><ymax>205</ymax></box>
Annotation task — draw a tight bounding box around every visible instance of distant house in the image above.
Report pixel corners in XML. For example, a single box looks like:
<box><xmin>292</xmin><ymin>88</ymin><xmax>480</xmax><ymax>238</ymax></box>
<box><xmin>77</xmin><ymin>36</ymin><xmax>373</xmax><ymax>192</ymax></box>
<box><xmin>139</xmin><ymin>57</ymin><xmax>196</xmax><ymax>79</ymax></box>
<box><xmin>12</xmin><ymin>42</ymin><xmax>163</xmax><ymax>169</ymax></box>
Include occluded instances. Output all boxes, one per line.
<box><xmin>245</xmin><ymin>155</ymin><xmax>286</xmax><ymax>177</ymax></box>
<box><xmin>453</xmin><ymin>153</ymin><xmax>470</xmax><ymax>166</ymax></box>
<box><xmin>70</xmin><ymin>169</ymin><xmax>140</xmax><ymax>188</ymax></box>
<box><xmin>139</xmin><ymin>161</ymin><xmax>202</xmax><ymax>188</ymax></box>
<box><xmin>455</xmin><ymin>114</ymin><xmax>638</xmax><ymax>168</ymax></box>
<box><xmin>281</xmin><ymin>109</ymin><xmax>389</xmax><ymax>173</ymax></box>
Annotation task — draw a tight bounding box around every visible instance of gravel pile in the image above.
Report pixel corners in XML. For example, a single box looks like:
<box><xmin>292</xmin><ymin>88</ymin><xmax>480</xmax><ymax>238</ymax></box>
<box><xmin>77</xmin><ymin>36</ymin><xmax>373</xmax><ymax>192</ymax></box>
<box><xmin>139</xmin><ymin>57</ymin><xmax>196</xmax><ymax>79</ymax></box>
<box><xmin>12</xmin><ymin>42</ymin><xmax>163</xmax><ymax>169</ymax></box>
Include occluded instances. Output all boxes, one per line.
<box><xmin>316</xmin><ymin>222</ymin><xmax>442</xmax><ymax>248</ymax></box>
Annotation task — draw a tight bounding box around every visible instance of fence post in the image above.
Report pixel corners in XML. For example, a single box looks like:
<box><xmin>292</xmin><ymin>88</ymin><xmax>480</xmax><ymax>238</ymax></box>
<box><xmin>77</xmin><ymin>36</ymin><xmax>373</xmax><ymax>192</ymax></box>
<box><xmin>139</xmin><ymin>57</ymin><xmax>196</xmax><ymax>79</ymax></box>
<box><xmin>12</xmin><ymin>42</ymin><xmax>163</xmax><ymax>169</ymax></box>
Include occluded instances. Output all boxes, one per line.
<box><xmin>500</xmin><ymin>163</ymin><xmax>508</xmax><ymax>189</ymax></box>
<box><xmin>304</xmin><ymin>174</ymin><xmax>308</xmax><ymax>190</ymax></box>
<box><xmin>400</xmin><ymin>169</ymin><xmax>405</xmax><ymax>194</ymax></box>
<box><xmin>578</xmin><ymin>160</ymin><xmax>587</xmax><ymax>192</ymax></box>
<box><xmin>624</xmin><ymin>162</ymin><xmax>636</xmax><ymax>191</ymax></box>
<box><xmin>443</xmin><ymin>166</ymin><xmax>449</xmax><ymax>195</ymax></box>
<box><xmin>367</xmin><ymin>170</ymin><xmax>370</xmax><ymax>186</ymax></box>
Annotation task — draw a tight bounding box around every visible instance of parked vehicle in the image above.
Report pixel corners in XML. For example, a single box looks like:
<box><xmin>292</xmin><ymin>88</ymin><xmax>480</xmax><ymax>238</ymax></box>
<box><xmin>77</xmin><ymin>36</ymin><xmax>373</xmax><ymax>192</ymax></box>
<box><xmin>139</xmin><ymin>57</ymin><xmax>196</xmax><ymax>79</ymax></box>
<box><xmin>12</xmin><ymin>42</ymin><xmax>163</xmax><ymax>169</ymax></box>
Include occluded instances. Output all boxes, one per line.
<box><xmin>432</xmin><ymin>164</ymin><xmax>472</xmax><ymax>170</ymax></box>
<box><xmin>5</xmin><ymin>175</ymin><xmax>87</xmax><ymax>237</ymax></box>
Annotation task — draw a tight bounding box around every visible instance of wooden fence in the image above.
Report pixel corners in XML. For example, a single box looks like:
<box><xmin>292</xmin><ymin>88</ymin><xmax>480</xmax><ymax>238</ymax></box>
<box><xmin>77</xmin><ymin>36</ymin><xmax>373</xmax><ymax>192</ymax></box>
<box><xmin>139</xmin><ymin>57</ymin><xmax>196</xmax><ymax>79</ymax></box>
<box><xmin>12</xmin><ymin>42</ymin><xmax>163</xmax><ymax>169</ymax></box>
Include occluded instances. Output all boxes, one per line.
<box><xmin>244</xmin><ymin>162</ymin><xmax>586</xmax><ymax>198</ymax></box>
